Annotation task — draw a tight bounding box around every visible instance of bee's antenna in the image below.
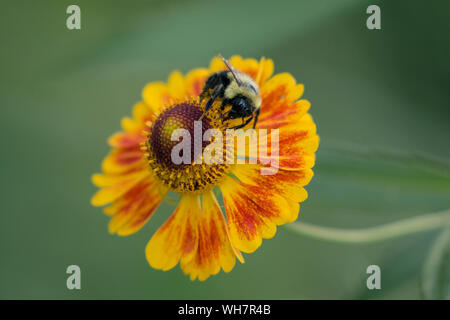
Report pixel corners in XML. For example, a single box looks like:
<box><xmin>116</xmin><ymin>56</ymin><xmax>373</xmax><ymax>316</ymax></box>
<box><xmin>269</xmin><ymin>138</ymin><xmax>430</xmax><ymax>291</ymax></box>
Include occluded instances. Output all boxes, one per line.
<box><xmin>218</xmin><ymin>53</ymin><xmax>242</xmax><ymax>87</ymax></box>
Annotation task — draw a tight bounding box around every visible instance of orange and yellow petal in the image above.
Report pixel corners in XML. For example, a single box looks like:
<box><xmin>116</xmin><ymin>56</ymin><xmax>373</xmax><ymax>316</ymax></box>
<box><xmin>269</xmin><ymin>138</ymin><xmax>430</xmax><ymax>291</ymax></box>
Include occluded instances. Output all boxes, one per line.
<box><xmin>145</xmin><ymin>195</ymin><xmax>199</xmax><ymax>271</ymax></box>
<box><xmin>277</xmin><ymin>113</ymin><xmax>319</xmax><ymax>157</ymax></box>
<box><xmin>108</xmin><ymin>131</ymin><xmax>145</xmax><ymax>149</ymax></box>
<box><xmin>146</xmin><ymin>193</ymin><xmax>243</xmax><ymax>280</ymax></box>
<box><xmin>91</xmin><ymin>170</ymin><xmax>150</xmax><ymax>207</ymax></box>
<box><xmin>168</xmin><ymin>71</ymin><xmax>187</xmax><ymax>100</ymax></box>
<box><xmin>209</xmin><ymin>55</ymin><xmax>274</xmax><ymax>87</ymax></box>
<box><xmin>233</xmin><ymin>164</ymin><xmax>311</xmax><ymax>205</ymax></box>
<box><xmin>220</xmin><ymin>176</ymin><xmax>298</xmax><ymax>253</ymax></box>
<box><xmin>235</xmin><ymin>123</ymin><xmax>318</xmax><ymax>171</ymax></box>
<box><xmin>257</xmin><ymin>73</ymin><xmax>306</xmax><ymax>128</ymax></box>
<box><xmin>185</xmin><ymin>69</ymin><xmax>209</xmax><ymax>97</ymax></box>
<box><xmin>105</xmin><ymin>181</ymin><xmax>151</xmax><ymax>230</ymax></box>
<box><xmin>142</xmin><ymin>82</ymin><xmax>173</xmax><ymax>115</ymax></box>
<box><xmin>107</xmin><ymin>177</ymin><xmax>166</xmax><ymax>235</ymax></box>
<box><xmin>120</xmin><ymin>102</ymin><xmax>155</xmax><ymax>133</ymax></box>
<box><xmin>180</xmin><ymin>192</ymin><xmax>244</xmax><ymax>281</ymax></box>
<box><xmin>101</xmin><ymin>148</ymin><xmax>146</xmax><ymax>174</ymax></box>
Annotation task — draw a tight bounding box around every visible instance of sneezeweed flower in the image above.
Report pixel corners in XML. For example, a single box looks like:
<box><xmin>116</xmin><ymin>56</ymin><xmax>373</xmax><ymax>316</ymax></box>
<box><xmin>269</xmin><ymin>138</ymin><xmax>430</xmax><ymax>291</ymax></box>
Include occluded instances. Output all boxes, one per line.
<box><xmin>91</xmin><ymin>55</ymin><xmax>319</xmax><ymax>281</ymax></box>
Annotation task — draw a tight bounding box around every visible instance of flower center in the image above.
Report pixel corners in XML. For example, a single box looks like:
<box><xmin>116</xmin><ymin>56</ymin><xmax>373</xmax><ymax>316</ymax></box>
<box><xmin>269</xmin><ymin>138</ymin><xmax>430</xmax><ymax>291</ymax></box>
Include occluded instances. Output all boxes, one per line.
<box><xmin>142</xmin><ymin>98</ymin><xmax>230</xmax><ymax>194</ymax></box>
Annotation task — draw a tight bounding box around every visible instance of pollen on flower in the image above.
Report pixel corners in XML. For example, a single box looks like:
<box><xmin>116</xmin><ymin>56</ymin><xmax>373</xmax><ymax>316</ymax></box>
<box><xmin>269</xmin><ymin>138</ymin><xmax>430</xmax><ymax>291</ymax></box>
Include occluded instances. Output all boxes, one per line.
<box><xmin>92</xmin><ymin>55</ymin><xmax>318</xmax><ymax>282</ymax></box>
<box><xmin>141</xmin><ymin>98</ymin><xmax>232</xmax><ymax>194</ymax></box>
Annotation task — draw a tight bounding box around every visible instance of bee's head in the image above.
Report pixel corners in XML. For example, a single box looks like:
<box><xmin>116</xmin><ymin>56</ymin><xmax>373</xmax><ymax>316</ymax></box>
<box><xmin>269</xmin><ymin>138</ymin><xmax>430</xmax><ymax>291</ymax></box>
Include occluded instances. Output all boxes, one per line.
<box><xmin>219</xmin><ymin>54</ymin><xmax>261</xmax><ymax>109</ymax></box>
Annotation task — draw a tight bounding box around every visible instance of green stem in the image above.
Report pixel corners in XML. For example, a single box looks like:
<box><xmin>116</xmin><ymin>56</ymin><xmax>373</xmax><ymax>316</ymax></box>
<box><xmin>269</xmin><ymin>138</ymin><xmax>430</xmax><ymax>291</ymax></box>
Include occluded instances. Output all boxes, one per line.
<box><xmin>284</xmin><ymin>209</ymin><xmax>450</xmax><ymax>244</ymax></box>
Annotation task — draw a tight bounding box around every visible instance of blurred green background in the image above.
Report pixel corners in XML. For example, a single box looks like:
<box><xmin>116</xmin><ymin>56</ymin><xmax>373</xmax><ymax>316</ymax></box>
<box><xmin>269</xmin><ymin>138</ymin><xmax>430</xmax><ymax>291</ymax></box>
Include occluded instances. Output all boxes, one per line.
<box><xmin>1</xmin><ymin>0</ymin><xmax>449</xmax><ymax>299</ymax></box>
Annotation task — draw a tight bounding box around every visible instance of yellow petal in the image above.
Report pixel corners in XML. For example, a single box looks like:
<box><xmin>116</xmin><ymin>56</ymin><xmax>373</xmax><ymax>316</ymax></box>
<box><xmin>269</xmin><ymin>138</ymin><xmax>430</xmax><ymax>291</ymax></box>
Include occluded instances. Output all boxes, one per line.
<box><xmin>142</xmin><ymin>82</ymin><xmax>172</xmax><ymax>114</ymax></box>
<box><xmin>220</xmin><ymin>176</ymin><xmax>296</xmax><ymax>253</ymax></box>
<box><xmin>180</xmin><ymin>191</ymin><xmax>244</xmax><ymax>281</ymax></box>
<box><xmin>120</xmin><ymin>102</ymin><xmax>154</xmax><ymax>133</ymax></box>
<box><xmin>184</xmin><ymin>68</ymin><xmax>209</xmax><ymax>96</ymax></box>
<box><xmin>90</xmin><ymin>170</ymin><xmax>149</xmax><ymax>206</ymax></box>
<box><xmin>115</xmin><ymin>183</ymin><xmax>167</xmax><ymax>236</ymax></box>
<box><xmin>168</xmin><ymin>71</ymin><xmax>186</xmax><ymax>100</ymax></box>
<box><xmin>233</xmin><ymin>164</ymin><xmax>310</xmax><ymax>203</ymax></box>
<box><xmin>209</xmin><ymin>56</ymin><xmax>226</xmax><ymax>72</ymax></box>
<box><xmin>145</xmin><ymin>195</ymin><xmax>200</xmax><ymax>271</ymax></box>
<box><xmin>101</xmin><ymin>148</ymin><xmax>145</xmax><ymax>174</ymax></box>
<box><xmin>107</xmin><ymin>132</ymin><xmax>143</xmax><ymax>148</ymax></box>
<box><xmin>257</xmin><ymin>57</ymin><xmax>274</xmax><ymax>86</ymax></box>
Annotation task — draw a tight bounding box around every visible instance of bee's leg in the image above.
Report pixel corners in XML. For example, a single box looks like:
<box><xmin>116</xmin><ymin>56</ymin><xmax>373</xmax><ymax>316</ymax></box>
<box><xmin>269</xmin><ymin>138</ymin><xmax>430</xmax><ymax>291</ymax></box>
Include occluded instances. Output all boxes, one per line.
<box><xmin>252</xmin><ymin>108</ymin><xmax>260</xmax><ymax>129</ymax></box>
<box><xmin>216</xmin><ymin>109</ymin><xmax>233</xmax><ymax>126</ymax></box>
<box><xmin>199</xmin><ymin>84</ymin><xmax>223</xmax><ymax>120</ymax></box>
<box><xmin>220</xmin><ymin>100</ymin><xmax>227</xmax><ymax>111</ymax></box>
<box><xmin>200</xmin><ymin>72</ymin><xmax>220</xmax><ymax>101</ymax></box>
<box><xmin>230</xmin><ymin>115</ymin><xmax>253</xmax><ymax>130</ymax></box>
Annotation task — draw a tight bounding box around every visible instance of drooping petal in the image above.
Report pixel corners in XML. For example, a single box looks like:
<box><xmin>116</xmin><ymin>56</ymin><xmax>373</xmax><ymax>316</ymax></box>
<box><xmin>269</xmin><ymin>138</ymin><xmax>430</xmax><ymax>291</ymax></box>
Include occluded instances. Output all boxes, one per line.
<box><xmin>108</xmin><ymin>132</ymin><xmax>145</xmax><ymax>149</ymax></box>
<box><xmin>234</xmin><ymin>123</ymin><xmax>318</xmax><ymax>171</ymax></box>
<box><xmin>277</xmin><ymin>113</ymin><xmax>319</xmax><ymax>155</ymax></box>
<box><xmin>184</xmin><ymin>69</ymin><xmax>209</xmax><ymax>97</ymax></box>
<box><xmin>112</xmin><ymin>182</ymin><xmax>167</xmax><ymax>236</ymax></box>
<box><xmin>91</xmin><ymin>170</ymin><xmax>150</xmax><ymax>207</ymax></box>
<box><xmin>106</xmin><ymin>181</ymin><xmax>152</xmax><ymax>233</ymax></box>
<box><xmin>268</xmin><ymin>120</ymin><xmax>319</xmax><ymax>171</ymax></box>
<box><xmin>168</xmin><ymin>71</ymin><xmax>186</xmax><ymax>100</ymax></box>
<box><xmin>180</xmin><ymin>191</ymin><xmax>244</xmax><ymax>281</ymax></box>
<box><xmin>101</xmin><ymin>118</ymin><xmax>148</xmax><ymax>175</ymax></box>
<box><xmin>256</xmin><ymin>57</ymin><xmax>274</xmax><ymax>87</ymax></box>
<box><xmin>229</xmin><ymin>56</ymin><xmax>258</xmax><ymax>79</ymax></box>
<box><xmin>101</xmin><ymin>149</ymin><xmax>146</xmax><ymax>174</ymax></box>
<box><xmin>257</xmin><ymin>99</ymin><xmax>310</xmax><ymax>129</ymax></box>
<box><xmin>233</xmin><ymin>164</ymin><xmax>311</xmax><ymax>204</ymax></box>
<box><xmin>142</xmin><ymin>82</ymin><xmax>173</xmax><ymax>114</ymax></box>
<box><xmin>220</xmin><ymin>176</ymin><xmax>298</xmax><ymax>253</ymax></box>
<box><xmin>120</xmin><ymin>102</ymin><xmax>155</xmax><ymax>133</ymax></box>
<box><xmin>145</xmin><ymin>195</ymin><xmax>199</xmax><ymax>271</ymax></box>
<box><xmin>258</xmin><ymin>73</ymin><xmax>306</xmax><ymax>127</ymax></box>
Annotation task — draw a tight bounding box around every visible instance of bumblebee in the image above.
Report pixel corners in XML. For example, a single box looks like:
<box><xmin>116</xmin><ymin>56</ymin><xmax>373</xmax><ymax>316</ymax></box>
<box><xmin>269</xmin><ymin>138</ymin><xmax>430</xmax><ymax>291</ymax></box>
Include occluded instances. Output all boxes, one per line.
<box><xmin>199</xmin><ymin>54</ymin><xmax>262</xmax><ymax>129</ymax></box>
